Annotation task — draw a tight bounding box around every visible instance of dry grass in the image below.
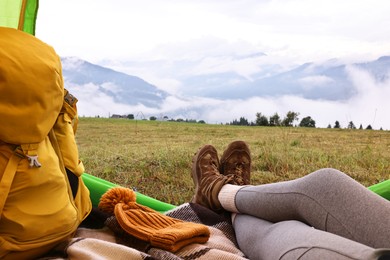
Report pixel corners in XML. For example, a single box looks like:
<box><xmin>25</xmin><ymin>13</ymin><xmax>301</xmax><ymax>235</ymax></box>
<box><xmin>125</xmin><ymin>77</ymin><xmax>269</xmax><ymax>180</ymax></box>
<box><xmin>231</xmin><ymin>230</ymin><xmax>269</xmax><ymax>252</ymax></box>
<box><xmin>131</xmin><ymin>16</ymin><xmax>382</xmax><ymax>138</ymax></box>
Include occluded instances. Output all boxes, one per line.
<box><xmin>76</xmin><ymin>117</ymin><xmax>390</xmax><ymax>205</ymax></box>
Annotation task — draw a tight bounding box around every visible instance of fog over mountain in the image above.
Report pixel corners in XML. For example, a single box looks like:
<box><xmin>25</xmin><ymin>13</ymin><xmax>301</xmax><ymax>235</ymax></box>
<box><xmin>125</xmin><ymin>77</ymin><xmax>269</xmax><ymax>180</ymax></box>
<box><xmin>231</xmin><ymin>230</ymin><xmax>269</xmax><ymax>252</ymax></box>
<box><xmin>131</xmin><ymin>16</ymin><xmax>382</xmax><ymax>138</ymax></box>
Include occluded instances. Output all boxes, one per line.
<box><xmin>62</xmin><ymin>56</ymin><xmax>390</xmax><ymax>129</ymax></box>
<box><xmin>61</xmin><ymin>57</ymin><xmax>167</xmax><ymax>108</ymax></box>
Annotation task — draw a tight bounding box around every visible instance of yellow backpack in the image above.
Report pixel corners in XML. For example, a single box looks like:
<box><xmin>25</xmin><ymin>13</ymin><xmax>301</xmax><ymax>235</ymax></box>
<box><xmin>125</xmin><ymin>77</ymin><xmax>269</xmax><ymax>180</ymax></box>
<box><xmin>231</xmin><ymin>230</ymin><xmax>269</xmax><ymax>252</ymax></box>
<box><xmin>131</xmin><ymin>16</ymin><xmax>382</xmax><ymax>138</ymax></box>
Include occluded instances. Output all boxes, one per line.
<box><xmin>0</xmin><ymin>27</ymin><xmax>92</xmax><ymax>259</ymax></box>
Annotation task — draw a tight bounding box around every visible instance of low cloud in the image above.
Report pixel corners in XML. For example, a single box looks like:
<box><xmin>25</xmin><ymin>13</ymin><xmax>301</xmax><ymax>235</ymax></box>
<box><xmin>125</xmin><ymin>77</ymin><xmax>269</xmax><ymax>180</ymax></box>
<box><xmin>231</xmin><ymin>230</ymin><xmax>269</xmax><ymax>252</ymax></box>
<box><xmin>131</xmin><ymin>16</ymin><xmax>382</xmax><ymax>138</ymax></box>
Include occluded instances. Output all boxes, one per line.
<box><xmin>66</xmin><ymin>83</ymin><xmax>154</xmax><ymax>118</ymax></box>
<box><xmin>298</xmin><ymin>75</ymin><xmax>334</xmax><ymax>90</ymax></box>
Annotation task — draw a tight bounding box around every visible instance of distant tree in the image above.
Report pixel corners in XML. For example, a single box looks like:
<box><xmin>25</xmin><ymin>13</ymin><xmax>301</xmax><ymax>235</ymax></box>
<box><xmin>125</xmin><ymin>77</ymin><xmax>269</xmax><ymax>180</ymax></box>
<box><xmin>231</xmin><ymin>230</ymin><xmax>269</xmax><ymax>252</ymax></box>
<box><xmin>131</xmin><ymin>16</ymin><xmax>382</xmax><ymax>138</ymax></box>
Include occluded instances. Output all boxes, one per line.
<box><xmin>366</xmin><ymin>124</ymin><xmax>373</xmax><ymax>130</ymax></box>
<box><xmin>269</xmin><ymin>113</ymin><xmax>281</xmax><ymax>126</ymax></box>
<box><xmin>327</xmin><ymin>124</ymin><xmax>332</xmax><ymax>128</ymax></box>
<box><xmin>347</xmin><ymin>121</ymin><xmax>356</xmax><ymax>129</ymax></box>
<box><xmin>255</xmin><ymin>112</ymin><xmax>269</xmax><ymax>126</ymax></box>
<box><xmin>334</xmin><ymin>121</ymin><xmax>341</xmax><ymax>128</ymax></box>
<box><xmin>231</xmin><ymin>117</ymin><xmax>249</xmax><ymax>126</ymax></box>
<box><xmin>239</xmin><ymin>117</ymin><xmax>249</xmax><ymax>126</ymax></box>
<box><xmin>359</xmin><ymin>124</ymin><xmax>363</xmax><ymax>130</ymax></box>
<box><xmin>127</xmin><ymin>114</ymin><xmax>134</xmax><ymax>120</ymax></box>
<box><xmin>198</xmin><ymin>120</ymin><xmax>206</xmax><ymax>124</ymax></box>
<box><xmin>281</xmin><ymin>111</ymin><xmax>299</xmax><ymax>127</ymax></box>
<box><xmin>176</xmin><ymin>118</ymin><xmax>184</xmax><ymax>122</ymax></box>
<box><xmin>380</xmin><ymin>127</ymin><xmax>383</xmax><ymax>130</ymax></box>
<box><xmin>149</xmin><ymin>116</ymin><xmax>157</xmax><ymax>121</ymax></box>
<box><xmin>299</xmin><ymin>116</ymin><xmax>316</xmax><ymax>128</ymax></box>
<box><xmin>230</xmin><ymin>119</ymin><xmax>239</xmax><ymax>125</ymax></box>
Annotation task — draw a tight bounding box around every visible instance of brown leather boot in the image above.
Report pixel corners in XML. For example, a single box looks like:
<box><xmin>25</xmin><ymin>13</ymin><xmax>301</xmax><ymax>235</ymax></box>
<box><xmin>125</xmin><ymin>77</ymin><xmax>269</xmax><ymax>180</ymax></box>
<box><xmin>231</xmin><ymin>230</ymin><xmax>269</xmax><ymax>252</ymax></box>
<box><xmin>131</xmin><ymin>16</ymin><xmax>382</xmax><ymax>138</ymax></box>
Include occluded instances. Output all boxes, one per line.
<box><xmin>220</xmin><ymin>140</ymin><xmax>251</xmax><ymax>185</ymax></box>
<box><xmin>191</xmin><ymin>144</ymin><xmax>233</xmax><ymax>212</ymax></box>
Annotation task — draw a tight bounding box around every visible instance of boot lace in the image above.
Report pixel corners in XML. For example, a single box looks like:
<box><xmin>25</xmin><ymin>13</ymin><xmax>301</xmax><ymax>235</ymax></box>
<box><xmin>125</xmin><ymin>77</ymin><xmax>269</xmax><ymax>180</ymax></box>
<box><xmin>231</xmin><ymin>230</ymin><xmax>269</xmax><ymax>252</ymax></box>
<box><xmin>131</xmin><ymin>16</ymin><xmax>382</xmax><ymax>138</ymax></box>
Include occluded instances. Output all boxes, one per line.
<box><xmin>225</xmin><ymin>163</ymin><xmax>246</xmax><ymax>185</ymax></box>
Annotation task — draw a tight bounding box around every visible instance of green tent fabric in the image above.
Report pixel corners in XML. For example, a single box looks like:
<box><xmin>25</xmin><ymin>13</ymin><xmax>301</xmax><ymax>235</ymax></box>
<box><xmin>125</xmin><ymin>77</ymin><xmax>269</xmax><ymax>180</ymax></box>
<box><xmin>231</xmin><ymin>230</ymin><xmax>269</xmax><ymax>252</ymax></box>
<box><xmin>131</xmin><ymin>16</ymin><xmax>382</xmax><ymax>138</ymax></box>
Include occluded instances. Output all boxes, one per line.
<box><xmin>0</xmin><ymin>0</ymin><xmax>39</xmax><ymax>35</ymax></box>
<box><xmin>82</xmin><ymin>173</ymin><xmax>176</xmax><ymax>213</ymax></box>
<box><xmin>369</xmin><ymin>179</ymin><xmax>390</xmax><ymax>201</ymax></box>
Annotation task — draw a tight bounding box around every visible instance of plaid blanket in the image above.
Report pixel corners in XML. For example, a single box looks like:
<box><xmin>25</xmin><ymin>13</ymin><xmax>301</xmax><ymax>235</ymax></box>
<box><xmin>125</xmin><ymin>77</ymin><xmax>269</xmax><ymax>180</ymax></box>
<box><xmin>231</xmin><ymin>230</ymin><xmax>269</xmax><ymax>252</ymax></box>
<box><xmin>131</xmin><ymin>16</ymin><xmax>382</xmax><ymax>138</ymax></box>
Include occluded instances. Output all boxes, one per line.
<box><xmin>41</xmin><ymin>203</ymin><xmax>248</xmax><ymax>260</ymax></box>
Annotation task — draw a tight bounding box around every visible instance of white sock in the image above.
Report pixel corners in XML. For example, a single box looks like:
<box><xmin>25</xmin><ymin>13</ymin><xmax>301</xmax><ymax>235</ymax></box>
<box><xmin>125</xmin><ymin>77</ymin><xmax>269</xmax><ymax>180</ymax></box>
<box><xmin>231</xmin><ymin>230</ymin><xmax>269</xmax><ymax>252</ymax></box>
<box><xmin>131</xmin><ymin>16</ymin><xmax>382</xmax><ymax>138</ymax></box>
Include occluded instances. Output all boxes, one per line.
<box><xmin>218</xmin><ymin>184</ymin><xmax>244</xmax><ymax>213</ymax></box>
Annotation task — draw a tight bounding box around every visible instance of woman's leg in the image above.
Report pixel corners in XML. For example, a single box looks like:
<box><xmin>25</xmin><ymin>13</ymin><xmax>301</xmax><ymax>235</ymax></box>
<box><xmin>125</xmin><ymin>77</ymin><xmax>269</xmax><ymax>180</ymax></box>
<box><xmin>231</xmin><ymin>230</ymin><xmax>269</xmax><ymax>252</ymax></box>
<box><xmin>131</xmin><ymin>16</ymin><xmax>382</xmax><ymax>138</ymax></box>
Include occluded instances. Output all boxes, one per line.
<box><xmin>219</xmin><ymin>168</ymin><xmax>390</xmax><ymax>248</ymax></box>
<box><xmin>233</xmin><ymin>214</ymin><xmax>390</xmax><ymax>260</ymax></box>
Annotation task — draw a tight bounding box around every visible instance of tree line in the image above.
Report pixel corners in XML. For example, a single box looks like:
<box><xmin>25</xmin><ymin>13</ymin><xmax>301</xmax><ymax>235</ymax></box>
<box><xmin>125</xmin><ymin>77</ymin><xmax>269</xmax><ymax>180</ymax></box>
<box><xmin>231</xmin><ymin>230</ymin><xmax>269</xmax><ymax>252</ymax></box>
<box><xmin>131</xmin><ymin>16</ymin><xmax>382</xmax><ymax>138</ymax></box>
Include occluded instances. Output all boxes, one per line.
<box><xmin>111</xmin><ymin>112</ymin><xmax>381</xmax><ymax>130</ymax></box>
<box><xmin>121</xmin><ymin>114</ymin><xmax>206</xmax><ymax>124</ymax></box>
<box><xmin>228</xmin><ymin>111</ymin><xmax>379</xmax><ymax>130</ymax></box>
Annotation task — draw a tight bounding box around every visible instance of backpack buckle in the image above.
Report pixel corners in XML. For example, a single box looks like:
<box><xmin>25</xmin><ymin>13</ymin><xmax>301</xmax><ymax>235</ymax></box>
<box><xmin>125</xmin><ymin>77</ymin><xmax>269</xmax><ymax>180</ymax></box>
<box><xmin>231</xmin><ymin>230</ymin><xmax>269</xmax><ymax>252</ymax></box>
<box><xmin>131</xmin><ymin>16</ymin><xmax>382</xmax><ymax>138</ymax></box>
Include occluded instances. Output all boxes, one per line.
<box><xmin>64</xmin><ymin>90</ymin><xmax>78</xmax><ymax>107</ymax></box>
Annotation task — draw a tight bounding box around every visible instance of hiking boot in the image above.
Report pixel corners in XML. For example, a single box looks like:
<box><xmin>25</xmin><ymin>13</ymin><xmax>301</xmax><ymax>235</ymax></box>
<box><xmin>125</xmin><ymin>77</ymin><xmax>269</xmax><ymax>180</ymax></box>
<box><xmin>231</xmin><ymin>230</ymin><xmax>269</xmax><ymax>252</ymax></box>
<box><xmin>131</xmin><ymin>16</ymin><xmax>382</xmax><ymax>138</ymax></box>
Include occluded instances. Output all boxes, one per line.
<box><xmin>220</xmin><ymin>140</ymin><xmax>251</xmax><ymax>185</ymax></box>
<box><xmin>191</xmin><ymin>144</ymin><xmax>233</xmax><ymax>212</ymax></box>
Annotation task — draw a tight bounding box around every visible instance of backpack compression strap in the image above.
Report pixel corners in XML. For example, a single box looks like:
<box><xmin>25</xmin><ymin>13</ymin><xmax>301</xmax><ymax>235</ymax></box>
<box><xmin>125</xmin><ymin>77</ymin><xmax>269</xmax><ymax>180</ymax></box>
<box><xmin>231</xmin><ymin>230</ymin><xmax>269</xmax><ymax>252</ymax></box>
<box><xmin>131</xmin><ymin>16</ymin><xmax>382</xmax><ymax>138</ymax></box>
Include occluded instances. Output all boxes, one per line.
<box><xmin>20</xmin><ymin>143</ymin><xmax>41</xmax><ymax>167</ymax></box>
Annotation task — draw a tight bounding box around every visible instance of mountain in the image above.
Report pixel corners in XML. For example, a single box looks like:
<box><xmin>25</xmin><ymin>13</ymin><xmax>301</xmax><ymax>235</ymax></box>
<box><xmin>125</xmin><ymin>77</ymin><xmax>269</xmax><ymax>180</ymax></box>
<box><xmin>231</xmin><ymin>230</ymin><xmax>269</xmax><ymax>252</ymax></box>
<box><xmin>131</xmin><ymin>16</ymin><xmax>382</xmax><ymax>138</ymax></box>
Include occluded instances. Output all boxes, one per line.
<box><xmin>179</xmin><ymin>56</ymin><xmax>390</xmax><ymax>101</ymax></box>
<box><xmin>356</xmin><ymin>56</ymin><xmax>390</xmax><ymax>82</ymax></box>
<box><xmin>61</xmin><ymin>57</ymin><xmax>168</xmax><ymax>108</ymax></box>
<box><xmin>61</xmin><ymin>55</ymin><xmax>390</xmax><ymax>111</ymax></box>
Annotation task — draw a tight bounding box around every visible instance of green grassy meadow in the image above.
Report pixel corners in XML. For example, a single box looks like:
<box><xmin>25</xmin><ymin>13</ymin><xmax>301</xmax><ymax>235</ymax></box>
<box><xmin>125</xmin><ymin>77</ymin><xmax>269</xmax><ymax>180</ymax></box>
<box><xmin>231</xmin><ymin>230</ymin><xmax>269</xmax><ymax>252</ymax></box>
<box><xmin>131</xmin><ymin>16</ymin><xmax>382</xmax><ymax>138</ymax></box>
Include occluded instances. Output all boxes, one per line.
<box><xmin>76</xmin><ymin>117</ymin><xmax>390</xmax><ymax>205</ymax></box>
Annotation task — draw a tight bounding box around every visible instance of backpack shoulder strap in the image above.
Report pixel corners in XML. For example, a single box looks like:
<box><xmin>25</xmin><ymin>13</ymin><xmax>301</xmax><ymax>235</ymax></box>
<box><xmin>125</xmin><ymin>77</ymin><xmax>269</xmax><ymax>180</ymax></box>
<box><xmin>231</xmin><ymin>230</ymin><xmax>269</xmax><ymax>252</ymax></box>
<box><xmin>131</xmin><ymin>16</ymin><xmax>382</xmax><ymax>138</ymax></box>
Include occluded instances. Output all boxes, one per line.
<box><xmin>0</xmin><ymin>147</ymin><xmax>24</xmax><ymax>217</ymax></box>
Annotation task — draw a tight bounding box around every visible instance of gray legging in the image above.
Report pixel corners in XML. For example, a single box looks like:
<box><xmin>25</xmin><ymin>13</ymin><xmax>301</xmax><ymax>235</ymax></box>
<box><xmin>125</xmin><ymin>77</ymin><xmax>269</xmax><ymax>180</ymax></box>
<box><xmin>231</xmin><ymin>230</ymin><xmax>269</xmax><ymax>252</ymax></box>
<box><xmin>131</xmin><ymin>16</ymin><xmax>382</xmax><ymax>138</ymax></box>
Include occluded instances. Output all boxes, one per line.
<box><xmin>232</xmin><ymin>168</ymin><xmax>390</xmax><ymax>259</ymax></box>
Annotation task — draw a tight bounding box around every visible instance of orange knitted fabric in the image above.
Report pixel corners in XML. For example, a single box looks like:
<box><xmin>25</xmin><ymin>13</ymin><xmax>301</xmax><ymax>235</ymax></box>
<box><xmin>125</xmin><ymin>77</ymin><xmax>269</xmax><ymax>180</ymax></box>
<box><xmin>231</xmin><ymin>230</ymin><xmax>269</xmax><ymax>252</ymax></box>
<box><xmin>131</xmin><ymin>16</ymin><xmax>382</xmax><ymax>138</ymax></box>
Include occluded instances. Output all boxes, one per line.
<box><xmin>99</xmin><ymin>187</ymin><xmax>210</xmax><ymax>252</ymax></box>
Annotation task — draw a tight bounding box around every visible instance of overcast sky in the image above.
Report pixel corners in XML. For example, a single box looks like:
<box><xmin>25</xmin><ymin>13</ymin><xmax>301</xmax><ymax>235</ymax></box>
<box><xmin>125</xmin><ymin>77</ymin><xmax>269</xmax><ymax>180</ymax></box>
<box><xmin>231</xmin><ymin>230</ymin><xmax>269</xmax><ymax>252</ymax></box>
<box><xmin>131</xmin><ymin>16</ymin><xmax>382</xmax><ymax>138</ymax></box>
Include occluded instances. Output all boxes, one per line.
<box><xmin>36</xmin><ymin>0</ymin><xmax>390</xmax><ymax>129</ymax></box>
<box><xmin>37</xmin><ymin>0</ymin><xmax>390</xmax><ymax>63</ymax></box>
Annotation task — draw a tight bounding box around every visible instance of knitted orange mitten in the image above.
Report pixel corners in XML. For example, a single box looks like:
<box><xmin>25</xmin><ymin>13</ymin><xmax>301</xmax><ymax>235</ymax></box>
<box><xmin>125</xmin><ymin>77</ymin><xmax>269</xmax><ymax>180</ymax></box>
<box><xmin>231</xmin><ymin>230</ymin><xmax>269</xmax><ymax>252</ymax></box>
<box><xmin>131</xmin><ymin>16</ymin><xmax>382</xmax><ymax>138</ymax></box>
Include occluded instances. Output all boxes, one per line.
<box><xmin>99</xmin><ymin>187</ymin><xmax>210</xmax><ymax>252</ymax></box>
